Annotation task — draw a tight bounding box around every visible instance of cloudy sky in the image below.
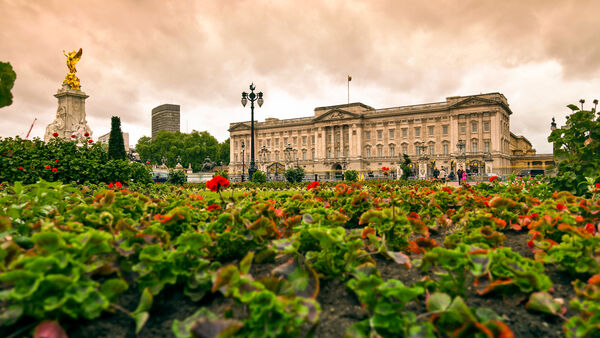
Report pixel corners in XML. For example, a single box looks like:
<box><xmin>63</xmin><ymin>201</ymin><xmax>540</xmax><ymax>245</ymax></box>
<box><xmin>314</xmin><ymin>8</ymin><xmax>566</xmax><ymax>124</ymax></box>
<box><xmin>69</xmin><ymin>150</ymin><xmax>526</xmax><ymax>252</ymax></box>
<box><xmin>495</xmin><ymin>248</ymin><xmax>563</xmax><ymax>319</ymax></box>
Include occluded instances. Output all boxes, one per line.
<box><xmin>2</xmin><ymin>0</ymin><xmax>599</xmax><ymax>153</ymax></box>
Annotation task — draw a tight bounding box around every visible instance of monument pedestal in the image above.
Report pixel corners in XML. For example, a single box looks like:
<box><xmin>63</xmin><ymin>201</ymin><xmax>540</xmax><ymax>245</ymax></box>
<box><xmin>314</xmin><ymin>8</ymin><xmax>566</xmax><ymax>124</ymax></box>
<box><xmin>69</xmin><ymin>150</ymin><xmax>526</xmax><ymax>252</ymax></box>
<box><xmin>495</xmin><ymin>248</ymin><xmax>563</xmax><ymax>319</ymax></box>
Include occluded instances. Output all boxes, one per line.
<box><xmin>44</xmin><ymin>83</ymin><xmax>92</xmax><ymax>143</ymax></box>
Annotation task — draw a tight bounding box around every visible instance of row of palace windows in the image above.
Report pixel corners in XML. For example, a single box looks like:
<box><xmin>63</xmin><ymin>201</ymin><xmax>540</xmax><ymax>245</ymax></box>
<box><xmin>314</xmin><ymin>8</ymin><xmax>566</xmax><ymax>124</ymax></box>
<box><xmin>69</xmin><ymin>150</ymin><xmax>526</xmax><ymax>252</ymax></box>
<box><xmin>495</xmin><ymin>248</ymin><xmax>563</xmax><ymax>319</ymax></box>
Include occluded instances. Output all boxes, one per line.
<box><xmin>363</xmin><ymin>121</ymin><xmax>491</xmax><ymax>141</ymax></box>
<box><xmin>364</xmin><ymin>140</ymin><xmax>490</xmax><ymax>158</ymax></box>
<box><xmin>234</xmin><ymin>139</ymin><xmax>491</xmax><ymax>162</ymax></box>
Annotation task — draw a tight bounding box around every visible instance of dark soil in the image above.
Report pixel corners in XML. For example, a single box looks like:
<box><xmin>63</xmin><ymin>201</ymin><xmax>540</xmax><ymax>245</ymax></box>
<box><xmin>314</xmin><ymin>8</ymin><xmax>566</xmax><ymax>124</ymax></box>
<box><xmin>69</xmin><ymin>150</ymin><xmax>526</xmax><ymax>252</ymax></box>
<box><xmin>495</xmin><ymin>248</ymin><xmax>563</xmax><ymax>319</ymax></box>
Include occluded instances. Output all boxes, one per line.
<box><xmin>3</xmin><ymin>232</ymin><xmax>583</xmax><ymax>337</ymax></box>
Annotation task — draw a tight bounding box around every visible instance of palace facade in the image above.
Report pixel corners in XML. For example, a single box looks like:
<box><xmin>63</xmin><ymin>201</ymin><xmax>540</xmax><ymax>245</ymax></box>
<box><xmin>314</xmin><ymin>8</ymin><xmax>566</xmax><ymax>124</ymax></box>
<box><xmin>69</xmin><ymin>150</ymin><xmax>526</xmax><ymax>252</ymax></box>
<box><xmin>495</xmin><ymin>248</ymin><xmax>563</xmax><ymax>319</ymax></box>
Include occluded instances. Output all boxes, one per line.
<box><xmin>228</xmin><ymin>93</ymin><xmax>552</xmax><ymax>180</ymax></box>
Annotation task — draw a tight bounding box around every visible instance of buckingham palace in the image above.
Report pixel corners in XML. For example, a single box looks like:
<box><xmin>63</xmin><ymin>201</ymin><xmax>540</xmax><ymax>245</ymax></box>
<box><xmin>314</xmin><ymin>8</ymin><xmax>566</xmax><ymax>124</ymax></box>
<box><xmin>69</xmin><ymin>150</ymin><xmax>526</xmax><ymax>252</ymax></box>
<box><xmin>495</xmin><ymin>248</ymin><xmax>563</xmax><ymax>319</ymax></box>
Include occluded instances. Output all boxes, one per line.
<box><xmin>228</xmin><ymin>92</ymin><xmax>552</xmax><ymax>180</ymax></box>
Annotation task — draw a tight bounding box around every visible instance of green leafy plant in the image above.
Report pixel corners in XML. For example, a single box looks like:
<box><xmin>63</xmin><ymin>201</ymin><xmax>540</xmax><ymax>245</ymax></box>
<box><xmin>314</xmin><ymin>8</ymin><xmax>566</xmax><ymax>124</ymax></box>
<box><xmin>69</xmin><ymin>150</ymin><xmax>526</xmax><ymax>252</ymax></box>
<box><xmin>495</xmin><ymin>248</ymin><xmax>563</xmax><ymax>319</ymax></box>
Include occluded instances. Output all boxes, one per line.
<box><xmin>167</xmin><ymin>169</ymin><xmax>187</xmax><ymax>185</ymax></box>
<box><xmin>252</xmin><ymin>170</ymin><xmax>267</xmax><ymax>183</ymax></box>
<box><xmin>108</xmin><ymin>116</ymin><xmax>126</xmax><ymax>160</ymax></box>
<box><xmin>344</xmin><ymin>169</ymin><xmax>358</xmax><ymax>182</ymax></box>
<box><xmin>284</xmin><ymin>166</ymin><xmax>305</xmax><ymax>183</ymax></box>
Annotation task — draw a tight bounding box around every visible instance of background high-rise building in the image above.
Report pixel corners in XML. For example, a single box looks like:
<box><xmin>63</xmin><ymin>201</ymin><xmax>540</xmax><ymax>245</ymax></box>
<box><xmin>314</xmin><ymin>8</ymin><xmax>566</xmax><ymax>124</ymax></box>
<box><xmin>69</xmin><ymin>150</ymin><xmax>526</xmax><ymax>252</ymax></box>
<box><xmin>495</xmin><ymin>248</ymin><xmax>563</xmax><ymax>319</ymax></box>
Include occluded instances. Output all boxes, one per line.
<box><xmin>152</xmin><ymin>104</ymin><xmax>180</xmax><ymax>138</ymax></box>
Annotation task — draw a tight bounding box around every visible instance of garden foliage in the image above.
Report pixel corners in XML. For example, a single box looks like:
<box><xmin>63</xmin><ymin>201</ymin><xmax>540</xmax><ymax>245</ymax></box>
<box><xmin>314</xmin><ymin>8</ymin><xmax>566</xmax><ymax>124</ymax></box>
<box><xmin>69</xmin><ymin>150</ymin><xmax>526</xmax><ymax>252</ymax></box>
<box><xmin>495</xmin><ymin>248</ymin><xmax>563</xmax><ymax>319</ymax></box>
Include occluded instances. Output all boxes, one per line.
<box><xmin>0</xmin><ymin>136</ymin><xmax>151</xmax><ymax>184</ymax></box>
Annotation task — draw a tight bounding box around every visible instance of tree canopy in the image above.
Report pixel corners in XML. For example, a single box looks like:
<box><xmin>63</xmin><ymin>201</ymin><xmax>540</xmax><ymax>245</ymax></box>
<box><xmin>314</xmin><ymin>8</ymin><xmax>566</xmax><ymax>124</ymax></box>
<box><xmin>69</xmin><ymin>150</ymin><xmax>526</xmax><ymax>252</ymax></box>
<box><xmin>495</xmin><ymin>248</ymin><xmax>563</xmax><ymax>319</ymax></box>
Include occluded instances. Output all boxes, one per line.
<box><xmin>108</xmin><ymin>116</ymin><xmax>126</xmax><ymax>160</ymax></box>
<box><xmin>136</xmin><ymin>131</ymin><xmax>229</xmax><ymax>171</ymax></box>
<box><xmin>0</xmin><ymin>61</ymin><xmax>17</xmax><ymax>108</ymax></box>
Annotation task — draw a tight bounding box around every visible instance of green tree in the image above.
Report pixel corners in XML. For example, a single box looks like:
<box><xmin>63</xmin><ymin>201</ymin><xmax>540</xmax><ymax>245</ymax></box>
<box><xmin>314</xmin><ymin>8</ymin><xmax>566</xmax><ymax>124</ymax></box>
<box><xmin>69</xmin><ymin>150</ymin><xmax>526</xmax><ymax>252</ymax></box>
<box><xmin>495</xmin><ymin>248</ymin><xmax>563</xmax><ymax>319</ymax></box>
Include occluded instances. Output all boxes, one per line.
<box><xmin>400</xmin><ymin>154</ymin><xmax>412</xmax><ymax>180</ymax></box>
<box><xmin>284</xmin><ymin>167</ymin><xmax>305</xmax><ymax>183</ymax></box>
<box><xmin>135</xmin><ymin>130</ymin><xmax>228</xmax><ymax>171</ymax></box>
<box><xmin>548</xmin><ymin>102</ymin><xmax>600</xmax><ymax>195</ymax></box>
<box><xmin>108</xmin><ymin>116</ymin><xmax>126</xmax><ymax>160</ymax></box>
<box><xmin>0</xmin><ymin>61</ymin><xmax>17</xmax><ymax>108</ymax></box>
<box><xmin>252</xmin><ymin>170</ymin><xmax>267</xmax><ymax>183</ymax></box>
<box><xmin>344</xmin><ymin>169</ymin><xmax>358</xmax><ymax>182</ymax></box>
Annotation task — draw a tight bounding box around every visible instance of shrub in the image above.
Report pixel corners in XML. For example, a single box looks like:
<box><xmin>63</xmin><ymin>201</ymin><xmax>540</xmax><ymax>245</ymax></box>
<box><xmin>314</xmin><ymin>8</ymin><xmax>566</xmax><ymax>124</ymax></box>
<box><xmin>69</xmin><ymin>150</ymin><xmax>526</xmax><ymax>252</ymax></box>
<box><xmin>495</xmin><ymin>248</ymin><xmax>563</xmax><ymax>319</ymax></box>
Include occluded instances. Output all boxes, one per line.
<box><xmin>168</xmin><ymin>169</ymin><xmax>187</xmax><ymax>185</ymax></box>
<box><xmin>0</xmin><ymin>136</ymin><xmax>151</xmax><ymax>184</ymax></box>
<box><xmin>284</xmin><ymin>167</ymin><xmax>305</xmax><ymax>183</ymax></box>
<box><xmin>108</xmin><ymin>116</ymin><xmax>126</xmax><ymax>160</ymax></box>
<box><xmin>344</xmin><ymin>170</ymin><xmax>358</xmax><ymax>182</ymax></box>
<box><xmin>548</xmin><ymin>102</ymin><xmax>600</xmax><ymax>195</ymax></box>
<box><xmin>252</xmin><ymin>170</ymin><xmax>267</xmax><ymax>183</ymax></box>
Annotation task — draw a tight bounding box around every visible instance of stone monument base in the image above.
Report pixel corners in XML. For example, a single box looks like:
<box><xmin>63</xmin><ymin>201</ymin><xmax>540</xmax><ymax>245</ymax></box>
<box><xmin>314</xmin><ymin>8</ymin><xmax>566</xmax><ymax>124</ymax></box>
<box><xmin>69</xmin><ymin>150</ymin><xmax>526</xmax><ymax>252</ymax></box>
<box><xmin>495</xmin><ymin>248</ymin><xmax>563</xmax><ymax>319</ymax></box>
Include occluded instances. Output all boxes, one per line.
<box><xmin>45</xmin><ymin>83</ymin><xmax>92</xmax><ymax>143</ymax></box>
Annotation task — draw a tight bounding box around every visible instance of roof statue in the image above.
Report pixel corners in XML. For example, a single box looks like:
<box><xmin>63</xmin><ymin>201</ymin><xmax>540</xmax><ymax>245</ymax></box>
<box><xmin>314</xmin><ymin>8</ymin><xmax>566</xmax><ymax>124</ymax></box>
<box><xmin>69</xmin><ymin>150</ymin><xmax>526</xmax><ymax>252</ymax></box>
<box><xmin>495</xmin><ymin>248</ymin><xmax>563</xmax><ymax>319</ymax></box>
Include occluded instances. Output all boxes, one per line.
<box><xmin>63</xmin><ymin>48</ymin><xmax>82</xmax><ymax>90</ymax></box>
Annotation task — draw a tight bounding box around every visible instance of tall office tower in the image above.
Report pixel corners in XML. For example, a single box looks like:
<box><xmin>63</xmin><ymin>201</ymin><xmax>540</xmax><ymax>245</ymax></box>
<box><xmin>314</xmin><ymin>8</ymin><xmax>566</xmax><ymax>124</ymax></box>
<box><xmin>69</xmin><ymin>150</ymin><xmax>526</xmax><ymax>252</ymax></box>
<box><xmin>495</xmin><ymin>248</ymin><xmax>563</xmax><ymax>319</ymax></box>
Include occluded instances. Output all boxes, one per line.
<box><xmin>152</xmin><ymin>104</ymin><xmax>180</xmax><ymax>138</ymax></box>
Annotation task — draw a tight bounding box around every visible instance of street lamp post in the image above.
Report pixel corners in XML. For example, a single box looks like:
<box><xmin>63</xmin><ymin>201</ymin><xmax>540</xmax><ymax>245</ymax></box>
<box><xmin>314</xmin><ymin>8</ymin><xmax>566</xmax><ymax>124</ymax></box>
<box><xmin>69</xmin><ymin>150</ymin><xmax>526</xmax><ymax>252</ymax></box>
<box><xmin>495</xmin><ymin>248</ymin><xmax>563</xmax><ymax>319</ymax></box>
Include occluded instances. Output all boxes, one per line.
<box><xmin>241</xmin><ymin>83</ymin><xmax>264</xmax><ymax>181</ymax></box>
<box><xmin>456</xmin><ymin>139</ymin><xmax>466</xmax><ymax>172</ymax></box>
<box><xmin>284</xmin><ymin>143</ymin><xmax>293</xmax><ymax>169</ymax></box>
<box><xmin>241</xmin><ymin>142</ymin><xmax>245</xmax><ymax>182</ymax></box>
<box><xmin>260</xmin><ymin>145</ymin><xmax>269</xmax><ymax>180</ymax></box>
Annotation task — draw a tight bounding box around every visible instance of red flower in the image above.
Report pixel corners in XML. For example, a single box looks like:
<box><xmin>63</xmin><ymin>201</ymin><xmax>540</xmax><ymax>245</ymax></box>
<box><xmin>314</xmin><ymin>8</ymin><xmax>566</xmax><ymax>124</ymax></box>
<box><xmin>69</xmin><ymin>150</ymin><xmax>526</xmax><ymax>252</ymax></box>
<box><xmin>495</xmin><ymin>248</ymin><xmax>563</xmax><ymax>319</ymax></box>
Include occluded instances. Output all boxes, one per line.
<box><xmin>55</xmin><ymin>159</ymin><xmax>59</xmax><ymax>163</ymax></box>
<box><xmin>382</xmin><ymin>166</ymin><xmax>390</xmax><ymax>171</ymax></box>
<box><xmin>115</xmin><ymin>182</ymin><xmax>122</xmax><ymax>189</ymax></box>
<box><xmin>206</xmin><ymin>176</ymin><xmax>230</xmax><ymax>192</ymax></box>
<box><xmin>585</xmin><ymin>223</ymin><xmax>596</xmax><ymax>234</ymax></box>
<box><xmin>596</xmin><ymin>183</ymin><xmax>600</xmax><ymax>190</ymax></box>
<box><xmin>84</xmin><ymin>132</ymin><xmax>89</xmax><ymax>137</ymax></box>
<box><xmin>45</xmin><ymin>165</ymin><xmax>51</xmax><ymax>169</ymax></box>
<box><xmin>52</xmin><ymin>168</ymin><xmax>57</xmax><ymax>172</ymax></box>
<box><xmin>108</xmin><ymin>182</ymin><xmax>114</xmax><ymax>188</ymax></box>
<box><xmin>442</xmin><ymin>187</ymin><xmax>452</xmax><ymax>193</ymax></box>
<box><xmin>88</xmin><ymin>139</ymin><xmax>93</xmax><ymax>143</ymax></box>
<box><xmin>146</xmin><ymin>161</ymin><xmax>151</xmax><ymax>165</ymax></box>
<box><xmin>489</xmin><ymin>176</ymin><xmax>499</xmax><ymax>182</ymax></box>
<box><xmin>307</xmin><ymin>181</ymin><xmax>320</xmax><ymax>190</ymax></box>
<box><xmin>207</xmin><ymin>204</ymin><xmax>221</xmax><ymax>211</ymax></box>
<box><xmin>71</xmin><ymin>134</ymin><xmax>76</xmax><ymax>138</ymax></box>
<box><xmin>556</xmin><ymin>203</ymin><xmax>567</xmax><ymax>211</ymax></box>
<box><xmin>17</xmin><ymin>166</ymin><xmax>23</xmax><ymax>170</ymax></box>
<box><xmin>52</xmin><ymin>132</ymin><xmax>59</xmax><ymax>137</ymax></box>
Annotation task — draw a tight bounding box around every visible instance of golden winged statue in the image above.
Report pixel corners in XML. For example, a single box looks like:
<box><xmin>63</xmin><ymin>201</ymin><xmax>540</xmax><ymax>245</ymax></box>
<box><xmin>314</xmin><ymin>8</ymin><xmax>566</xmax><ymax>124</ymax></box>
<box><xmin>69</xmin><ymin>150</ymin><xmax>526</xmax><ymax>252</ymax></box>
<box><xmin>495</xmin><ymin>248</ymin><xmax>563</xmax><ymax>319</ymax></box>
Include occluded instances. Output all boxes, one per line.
<box><xmin>63</xmin><ymin>48</ymin><xmax>83</xmax><ymax>90</ymax></box>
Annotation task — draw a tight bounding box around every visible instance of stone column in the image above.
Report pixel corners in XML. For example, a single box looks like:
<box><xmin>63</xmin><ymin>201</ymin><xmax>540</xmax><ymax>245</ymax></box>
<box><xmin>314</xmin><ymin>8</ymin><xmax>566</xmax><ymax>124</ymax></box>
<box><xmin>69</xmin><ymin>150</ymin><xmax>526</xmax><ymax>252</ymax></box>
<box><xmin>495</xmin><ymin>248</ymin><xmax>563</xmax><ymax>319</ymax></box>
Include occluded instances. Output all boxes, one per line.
<box><xmin>45</xmin><ymin>84</ymin><xmax>92</xmax><ymax>142</ymax></box>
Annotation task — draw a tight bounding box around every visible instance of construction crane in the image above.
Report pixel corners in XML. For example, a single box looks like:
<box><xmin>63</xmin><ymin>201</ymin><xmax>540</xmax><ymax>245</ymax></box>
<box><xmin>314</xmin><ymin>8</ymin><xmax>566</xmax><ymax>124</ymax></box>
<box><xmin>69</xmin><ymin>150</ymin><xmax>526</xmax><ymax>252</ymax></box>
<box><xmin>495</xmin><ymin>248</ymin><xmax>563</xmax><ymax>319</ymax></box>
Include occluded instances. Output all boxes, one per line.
<box><xmin>25</xmin><ymin>118</ymin><xmax>37</xmax><ymax>139</ymax></box>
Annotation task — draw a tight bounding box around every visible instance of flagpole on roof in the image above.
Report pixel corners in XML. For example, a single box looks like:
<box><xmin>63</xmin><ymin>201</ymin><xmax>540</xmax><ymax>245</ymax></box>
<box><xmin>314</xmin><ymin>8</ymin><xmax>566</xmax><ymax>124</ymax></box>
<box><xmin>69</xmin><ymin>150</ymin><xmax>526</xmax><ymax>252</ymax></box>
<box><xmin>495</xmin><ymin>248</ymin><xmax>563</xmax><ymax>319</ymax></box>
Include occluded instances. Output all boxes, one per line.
<box><xmin>347</xmin><ymin>75</ymin><xmax>352</xmax><ymax>104</ymax></box>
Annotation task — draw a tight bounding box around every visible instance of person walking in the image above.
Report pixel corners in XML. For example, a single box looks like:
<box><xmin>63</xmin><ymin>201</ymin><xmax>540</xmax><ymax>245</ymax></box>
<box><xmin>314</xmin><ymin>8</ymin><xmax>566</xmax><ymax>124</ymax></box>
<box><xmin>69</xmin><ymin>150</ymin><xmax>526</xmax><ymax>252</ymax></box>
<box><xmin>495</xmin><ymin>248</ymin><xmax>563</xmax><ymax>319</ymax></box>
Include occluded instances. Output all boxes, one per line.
<box><xmin>461</xmin><ymin>171</ymin><xmax>467</xmax><ymax>184</ymax></box>
<box><xmin>457</xmin><ymin>168</ymin><xmax>463</xmax><ymax>183</ymax></box>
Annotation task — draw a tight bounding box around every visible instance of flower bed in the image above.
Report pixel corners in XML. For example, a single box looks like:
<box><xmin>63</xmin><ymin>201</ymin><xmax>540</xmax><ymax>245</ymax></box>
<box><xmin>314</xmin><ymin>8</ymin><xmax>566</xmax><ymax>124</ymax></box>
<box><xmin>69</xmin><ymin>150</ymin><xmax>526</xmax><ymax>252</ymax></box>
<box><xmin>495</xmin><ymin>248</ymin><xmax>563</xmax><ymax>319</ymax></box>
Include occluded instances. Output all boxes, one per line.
<box><xmin>0</xmin><ymin>178</ymin><xmax>599</xmax><ymax>337</ymax></box>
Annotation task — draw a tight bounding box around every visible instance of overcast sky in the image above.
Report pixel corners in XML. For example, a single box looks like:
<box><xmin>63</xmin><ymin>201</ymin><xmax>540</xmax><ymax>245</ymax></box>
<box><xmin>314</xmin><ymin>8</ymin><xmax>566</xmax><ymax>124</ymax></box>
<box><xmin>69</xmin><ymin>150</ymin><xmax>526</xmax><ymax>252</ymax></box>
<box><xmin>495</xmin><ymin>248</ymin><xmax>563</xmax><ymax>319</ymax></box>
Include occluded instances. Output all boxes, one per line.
<box><xmin>2</xmin><ymin>0</ymin><xmax>599</xmax><ymax>153</ymax></box>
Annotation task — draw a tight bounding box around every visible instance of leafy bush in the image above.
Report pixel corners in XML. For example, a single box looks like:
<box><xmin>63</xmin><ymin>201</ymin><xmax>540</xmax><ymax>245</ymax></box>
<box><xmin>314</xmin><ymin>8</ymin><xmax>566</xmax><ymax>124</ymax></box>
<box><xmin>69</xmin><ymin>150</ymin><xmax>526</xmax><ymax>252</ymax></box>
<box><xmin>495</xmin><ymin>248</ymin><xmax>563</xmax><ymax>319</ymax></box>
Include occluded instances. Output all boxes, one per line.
<box><xmin>284</xmin><ymin>167</ymin><xmax>305</xmax><ymax>183</ymax></box>
<box><xmin>168</xmin><ymin>169</ymin><xmax>187</xmax><ymax>185</ymax></box>
<box><xmin>252</xmin><ymin>170</ymin><xmax>267</xmax><ymax>183</ymax></box>
<box><xmin>0</xmin><ymin>136</ymin><xmax>151</xmax><ymax>184</ymax></box>
<box><xmin>548</xmin><ymin>103</ymin><xmax>600</xmax><ymax>195</ymax></box>
<box><xmin>344</xmin><ymin>169</ymin><xmax>358</xmax><ymax>182</ymax></box>
<box><xmin>108</xmin><ymin>116</ymin><xmax>126</xmax><ymax>160</ymax></box>
<box><xmin>400</xmin><ymin>154</ymin><xmax>412</xmax><ymax>179</ymax></box>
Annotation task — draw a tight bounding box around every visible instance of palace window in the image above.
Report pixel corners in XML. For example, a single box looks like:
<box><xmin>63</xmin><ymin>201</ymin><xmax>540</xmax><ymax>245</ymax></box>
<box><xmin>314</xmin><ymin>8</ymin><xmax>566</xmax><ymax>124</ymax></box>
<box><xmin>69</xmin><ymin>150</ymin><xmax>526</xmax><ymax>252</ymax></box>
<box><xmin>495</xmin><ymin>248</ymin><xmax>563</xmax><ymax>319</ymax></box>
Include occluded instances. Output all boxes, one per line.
<box><xmin>365</xmin><ymin>147</ymin><xmax>371</xmax><ymax>157</ymax></box>
<box><xmin>345</xmin><ymin>147</ymin><xmax>349</xmax><ymax>157</ymax></box>
<box><xmin>415</xmin><ymin>127</ymin><xmax>421</xmax><ymax>137</ymax></box>
<box><xmin>302</xmin><ymin>136</ymin><xmax>306</xmax><ymax>145</ymax></box>
<box><xmin>443</xmin><ymin>144</ymin><xmax>449</xmax><ymax>155</ymax></box>
<box><xmin>293</xmin><ymin>137</ymin><xmax>297</xmax><ymax>145</ymax></box>
<box><xmin>416</xmin><ymin>146</ymin><xmax>420</xmax><ymax>156</ymax></box>
<box><xmin>311</xmin><ymin>149</ymin><xmax>315</xmax><ymax>159</ymax></box>
<box><xmin>442</xmin><ymin>125</ymin><xmax>448</xmax><ymax>135</ymax></box>
<box><xmin>472</xmin><ymin>123</ymin><xmax>478</xmax><ymax>133</ymax></box>
<box><xmin>284</xmin><ymin>137</ymin><xmax>288</xmax><ymax>145</ymax></box>
<box><xmin>267</xmin><ymin>153</ymin><xmax>271</xmax><ymax>161</ymax></box>
<box><xmin>402</xmin><ymin>128</ymin><xmax>407</xmax><ymax>138</ymax></box>
<box><xmin>472</xmin><ymin>141</ymin><xmax>478</xmax><ymax>153</ymax></box>
<box><xmin>483</xmin><ymin>121</ymin><xmax>490</xmax><ymax>132</ymax></box>
<box><xmin>402</xmin><ymin>145</ymin><xmax>408</xmax><ymax>154</ymax></box>
<box><xmin>484</xmin><ymin>141</ymin><xmax>490</xmax><ymax>153</ymax></box>
<box><xmin>267</xmin><ymin>139</ymin><xmax>271</xmax><ymax>146</ymax></box>
<box><xmin>429</xmin><ymin>144</ymin><xmax>434</xmax><ymax>155</ymax></box>
<box><xmin>302</xmin><ymin>151</ymin><xmax>306</xmax><ymax>160</ymax></box>
<box><xmin>377</xmin><ymin>146</ymin><xmax>383</xmax><ymax>157</ymax></box>
<box><xmin>390</xmin><ymin>145</ymin><xmax>395</xmax><ymax>157</ymax></box>
<box><xmin>377</xmin><ymin>130</ymin><xmax>383</xmax><ymax>140</ymax></box>
<box><xmin>311</xmin><ymin>135</ymin><xmax>315</xmax><ymax>144</ymax></box>
<box><xmin>389</xmin><ymin>129</ymin><xmax>395</xmax><ymax>139</ymax></box>
<box><xmin>428</xmin><ymin>126</ymin><xmax>434</xmax><ymax>136</ymax></box>
<box><xmin>460</xmin><ymin>124</ymin><xmax>466</xmax><ymax>134</ymax></box>
<box><xmin>365</xmin><ymin>131</ymin><xmax>371</xmax><ymax>140</ymax></box>
<box><xmin>275</xmin><ymin>138</ymin><xmax>279</xmax><ymax>147</ymax></box>
<box><xmin>336</xmin><ymin>149</ymin><xmax>341</xmax><ymax>158</ymax></box>
<box><xmin>275</xmin><ymin>152</ymin><xmax>279</xmax><ymax>161</ymax></box>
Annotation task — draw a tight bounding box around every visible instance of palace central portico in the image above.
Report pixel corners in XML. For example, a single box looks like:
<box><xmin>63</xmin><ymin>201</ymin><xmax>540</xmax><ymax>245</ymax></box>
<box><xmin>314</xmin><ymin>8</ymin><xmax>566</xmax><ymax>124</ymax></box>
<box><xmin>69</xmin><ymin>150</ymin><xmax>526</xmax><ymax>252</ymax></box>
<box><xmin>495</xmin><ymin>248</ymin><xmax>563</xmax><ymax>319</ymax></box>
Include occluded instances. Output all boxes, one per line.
<box><xmin>228</xmin><ymin>92</ymin><xmax>551</xmax><ymax>180</ymax></box>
